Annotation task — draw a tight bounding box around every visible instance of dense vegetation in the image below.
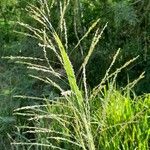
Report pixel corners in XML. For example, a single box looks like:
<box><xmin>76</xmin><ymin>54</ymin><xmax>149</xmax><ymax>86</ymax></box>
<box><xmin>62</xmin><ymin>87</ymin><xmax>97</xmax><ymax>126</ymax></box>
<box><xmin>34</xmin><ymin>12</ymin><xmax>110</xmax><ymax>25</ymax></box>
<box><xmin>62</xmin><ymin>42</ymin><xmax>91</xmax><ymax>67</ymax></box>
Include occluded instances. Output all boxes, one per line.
<box><xmin>0</xmin><ymin>0</ymin><xmax>149</xmax><ymax>150</ymax></box>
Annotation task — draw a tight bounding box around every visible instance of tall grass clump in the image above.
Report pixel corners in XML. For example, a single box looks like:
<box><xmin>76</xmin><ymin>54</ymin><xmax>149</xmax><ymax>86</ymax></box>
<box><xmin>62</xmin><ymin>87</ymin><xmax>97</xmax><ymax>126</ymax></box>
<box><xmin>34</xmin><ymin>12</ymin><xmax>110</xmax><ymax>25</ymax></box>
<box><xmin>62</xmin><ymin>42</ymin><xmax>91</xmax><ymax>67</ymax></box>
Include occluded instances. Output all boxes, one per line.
<box><xmin>4</xmin><ymin>1</ymin><xmax>149</xmax><ymax>150</ymax></box>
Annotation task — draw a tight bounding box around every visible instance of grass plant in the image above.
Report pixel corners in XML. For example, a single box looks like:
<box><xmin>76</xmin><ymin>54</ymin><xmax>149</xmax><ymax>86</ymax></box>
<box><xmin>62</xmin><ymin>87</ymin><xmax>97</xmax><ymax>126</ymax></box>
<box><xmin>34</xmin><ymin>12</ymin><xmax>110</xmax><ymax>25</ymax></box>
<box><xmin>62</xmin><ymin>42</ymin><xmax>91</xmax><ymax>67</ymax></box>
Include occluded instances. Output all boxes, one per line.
<box><xmin>3</xmin><ymin>1</ymin><xmax>149</xmax><ymax>150</ymax></box>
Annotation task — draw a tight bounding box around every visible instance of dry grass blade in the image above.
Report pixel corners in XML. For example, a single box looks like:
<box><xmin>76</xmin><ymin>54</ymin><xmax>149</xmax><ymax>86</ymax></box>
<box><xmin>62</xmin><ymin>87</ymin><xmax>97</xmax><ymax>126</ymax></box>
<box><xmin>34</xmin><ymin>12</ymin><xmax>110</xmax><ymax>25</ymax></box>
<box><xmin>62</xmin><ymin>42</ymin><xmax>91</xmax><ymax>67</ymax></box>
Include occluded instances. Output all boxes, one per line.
<box><xmin>59</xmin><ymin>0</ymin><xmax>70</xmax><ymax>33</ymax></box>
<box><xmin>91</xmin><ymin>55</ymin><xmax>139</xmax><ymax>99</ymax></box>
<box><xmin>107</xmin><ymin>56</ymin><xmax>139</xmax><ymax>80</ymax></box>
<box><xmin>47</xmin><ymin>136</ymin><xmax>83</xmax><ymax>148</ymax></box>
<box><xmin>39</xmin><ymin>34</ymin><xmax>63</xmax><ymax>64</ymax></box>
<box><xmin>18</xmin><ymin>22</ymin><xmax>44</xmax><ymax>41</ymax></box>
<box><xmin>73</xmin><ymin>19</ymin><xmax>101</xmax><ymax>50</ymax></box>
<box><xmin>13</xmin><ymin>105</ymin><xmax>47</xmax><ymax>112</ymax></box>
<box><xmin>90</xmin><ymin>48</ymin><xmax>121</xmax><ymax>99</ymax></box>
<box><xmin>26</xmin><ymin>4</ymin><xmax>48</xmax><ymax>29</ymax></box>
<box><xmin>11</xmin><ymin>142</ymin><xmax>66</xmax><ymax>150</ymax></box>
<box><xmin>63</xmin><ymin>18</ymin><xmax>68</xmax><ymax>50</ymax></box>
<box><xmin>28</xmin><ymin>66</ymin><xmax>61</xmax><ymax>78</ymax></box>
<box><xmin>83</xmin><ymin>65</ymin><xmax>88</xmax><ymax>101</ymax></box>
<box><xmin>2</xmin><ymin>56</ymin><xmax>45</xmax><ymax>61</ymax></box>
<box><xmin>20</xmin><ymin>126</ymin><xmax>71</xmax><ymax>136</ymax></box>
<box><xmin>77</xmin><ymin>23</ymin><xmax>108</xmax><ymax>76</ymax></box>
<box><xmin>124</xmin><ymin>72</ymin><xmax>145</xmax><ymax>90</ymax></box>
<box><xmin>29</xmin><ymin>75</ymin><xmax>64</xmax><ymax>93</ymax></box>
<box><xmin>43</xmin><ymin>28</ymin><xmax>54</xmax><ymax>71</ymax></box>
<box><xmin>46</xmin><ymin>77</ymin><xmax>64</xmax><ymax>92</ymax></box>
